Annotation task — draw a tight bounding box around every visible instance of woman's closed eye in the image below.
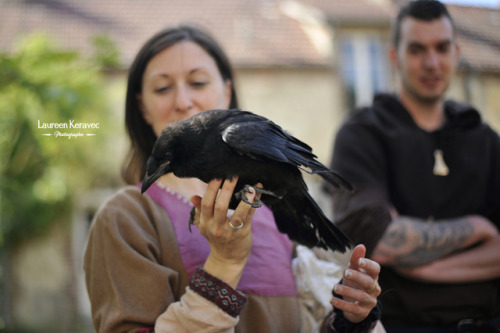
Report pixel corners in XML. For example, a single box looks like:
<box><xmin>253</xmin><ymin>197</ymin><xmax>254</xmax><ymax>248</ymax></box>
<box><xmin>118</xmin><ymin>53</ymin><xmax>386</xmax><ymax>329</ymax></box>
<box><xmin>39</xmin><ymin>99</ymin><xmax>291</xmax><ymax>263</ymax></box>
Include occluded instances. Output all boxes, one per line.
<box><xmin>190</xmin><ymin>81</ymin><xmax>209</xmax><ymax>88</ymax></box>
<box><xmin>155</xmin><ymin>86</ymin><xmax>171</xmax><ymax>93</ymax></box>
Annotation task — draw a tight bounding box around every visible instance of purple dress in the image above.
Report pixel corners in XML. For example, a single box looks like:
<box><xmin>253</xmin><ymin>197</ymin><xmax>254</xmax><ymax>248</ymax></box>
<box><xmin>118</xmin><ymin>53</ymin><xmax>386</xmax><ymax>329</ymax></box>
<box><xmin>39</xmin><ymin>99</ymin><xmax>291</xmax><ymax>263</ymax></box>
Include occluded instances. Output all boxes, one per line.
<box><xmin>144</xmin><ymin>182</ymin><xmax>297</xmax><ymax>297</ymax></box>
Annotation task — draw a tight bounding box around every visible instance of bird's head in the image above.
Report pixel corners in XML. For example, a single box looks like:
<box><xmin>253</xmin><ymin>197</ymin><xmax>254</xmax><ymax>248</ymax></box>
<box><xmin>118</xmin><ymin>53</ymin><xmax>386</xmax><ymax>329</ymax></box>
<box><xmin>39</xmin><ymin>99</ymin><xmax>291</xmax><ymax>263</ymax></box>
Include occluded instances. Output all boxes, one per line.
<box><xmin>141</xmin><ymin>124</ymin><xmax>182</xmax><ymax>193</ymax></box>
<box><xmin>140</xmin><ymin>113</ymin><xmax>204</xmax><ymax>193</ymax></box>
<box><xmin>141</xmin><ymin>151</ymin><xmax>174</xmax><ymax>193</ymax></box>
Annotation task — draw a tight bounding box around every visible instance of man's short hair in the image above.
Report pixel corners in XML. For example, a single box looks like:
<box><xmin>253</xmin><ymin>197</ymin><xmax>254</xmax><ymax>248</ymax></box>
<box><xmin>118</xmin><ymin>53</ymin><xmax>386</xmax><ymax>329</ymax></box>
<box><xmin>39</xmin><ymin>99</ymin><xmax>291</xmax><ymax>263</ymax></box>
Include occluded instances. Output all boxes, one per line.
<box><xmin>392</xmin><ymin>0</ymin><xmax>456</xmax><ymax>48</ymax></box>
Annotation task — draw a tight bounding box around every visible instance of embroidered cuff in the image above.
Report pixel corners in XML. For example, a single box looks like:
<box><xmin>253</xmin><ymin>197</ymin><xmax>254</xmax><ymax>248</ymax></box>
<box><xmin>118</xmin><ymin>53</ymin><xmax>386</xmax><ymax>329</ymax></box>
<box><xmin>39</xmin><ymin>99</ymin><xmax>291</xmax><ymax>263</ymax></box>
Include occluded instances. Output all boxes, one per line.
<box><xmin>189</xmin><ymin>267</ymin><xmax>247</xmax><ymax>318</ymax></box>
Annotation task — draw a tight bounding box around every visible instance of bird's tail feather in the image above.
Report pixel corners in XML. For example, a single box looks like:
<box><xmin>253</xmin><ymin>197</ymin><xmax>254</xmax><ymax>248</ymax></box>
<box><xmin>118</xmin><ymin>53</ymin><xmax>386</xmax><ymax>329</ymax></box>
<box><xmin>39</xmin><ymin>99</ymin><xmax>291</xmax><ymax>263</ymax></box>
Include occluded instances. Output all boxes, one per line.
<box><xmin>291</xmin><ymin>154</ymin><xmax>353</xmax><ymax>191</ymax></box>
<box><xmin>269</xmin><ymin>188</ymin><xmax>352</xmax><ymax>252</ymax></box>
<box><xmin>284</xmin><ymin>139</ymin><xmax>353</xmax><ymax>192</ymax></box>
<box><xmin>313</xmin><ymin>169</ymin><xmax>353</xmax><ymax>191</ymax></box>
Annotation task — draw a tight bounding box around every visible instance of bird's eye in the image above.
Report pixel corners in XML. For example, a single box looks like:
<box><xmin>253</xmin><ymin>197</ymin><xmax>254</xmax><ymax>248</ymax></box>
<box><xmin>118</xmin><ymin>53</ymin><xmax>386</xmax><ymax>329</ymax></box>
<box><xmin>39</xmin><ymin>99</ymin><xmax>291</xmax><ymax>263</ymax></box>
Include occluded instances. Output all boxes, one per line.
<box><xmin>163</xmin><ymin>152</ymin><xmax>173</xmax><ymax>161</ymax></box>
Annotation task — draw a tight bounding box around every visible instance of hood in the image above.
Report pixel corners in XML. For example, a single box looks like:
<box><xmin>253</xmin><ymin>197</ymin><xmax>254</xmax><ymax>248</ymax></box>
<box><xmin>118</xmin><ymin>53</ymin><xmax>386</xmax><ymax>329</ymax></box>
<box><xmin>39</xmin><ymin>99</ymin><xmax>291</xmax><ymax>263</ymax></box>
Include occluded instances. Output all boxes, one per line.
<box><xmin>371</xmin><ymin>93</ymin><xmax>482</xmax><ymax>130</ymax></box>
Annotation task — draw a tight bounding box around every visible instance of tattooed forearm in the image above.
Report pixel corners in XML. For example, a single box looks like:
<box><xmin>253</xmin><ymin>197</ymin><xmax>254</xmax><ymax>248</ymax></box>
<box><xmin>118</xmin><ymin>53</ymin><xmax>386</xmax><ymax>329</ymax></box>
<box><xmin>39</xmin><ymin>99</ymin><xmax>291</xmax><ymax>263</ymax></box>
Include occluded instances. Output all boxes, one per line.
<box><xmin>374</xmin><ymin>216</ymin><xmax>475</xmax><ymax>268</ymax></box>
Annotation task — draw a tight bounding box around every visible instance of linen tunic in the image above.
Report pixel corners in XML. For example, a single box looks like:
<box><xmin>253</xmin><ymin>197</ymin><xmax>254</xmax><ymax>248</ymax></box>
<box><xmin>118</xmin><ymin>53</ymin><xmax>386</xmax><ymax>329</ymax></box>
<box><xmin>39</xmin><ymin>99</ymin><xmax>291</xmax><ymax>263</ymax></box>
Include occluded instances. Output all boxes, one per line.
<box><xmin>84</xmin><ymin>184</ymin><xmax>303</xmax><ymax>332</ymax></box>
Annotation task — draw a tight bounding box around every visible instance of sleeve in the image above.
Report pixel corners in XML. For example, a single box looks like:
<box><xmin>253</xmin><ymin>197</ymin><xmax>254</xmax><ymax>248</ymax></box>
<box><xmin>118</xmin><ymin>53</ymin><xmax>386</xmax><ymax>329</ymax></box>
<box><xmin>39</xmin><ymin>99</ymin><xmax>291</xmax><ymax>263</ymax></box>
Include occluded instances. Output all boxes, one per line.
<box><xmin>328</xmin><ymin>122</ymin><xmax>393</xmax><ymax>257</ymax></box>
<box><xmin>155</xmin><ymin>268</ymin><xmax>247</xmax><ymax>333</ymax></box>
<box><xmin>83</xmin><ymin>188</ymin><xmax>184</xmax><ymax>332</ymax></box>
<box><xmin>331</xmin><ymin>122</ymin><xmax>388</xmax><ymax>192</ymax></box>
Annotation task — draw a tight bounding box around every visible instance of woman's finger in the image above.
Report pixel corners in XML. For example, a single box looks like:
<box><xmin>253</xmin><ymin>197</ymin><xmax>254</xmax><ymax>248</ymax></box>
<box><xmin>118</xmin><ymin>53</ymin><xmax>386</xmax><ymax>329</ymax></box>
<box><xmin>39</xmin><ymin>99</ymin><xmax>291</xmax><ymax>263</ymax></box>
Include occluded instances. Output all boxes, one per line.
<box><xmin>213</xmin><ymin>178</ymin><xmax>238</xmax><ymax>224</ymax></box>
<box><xmin>348</xmin><ymin>244</ymin><xmax>367</xmax><ymax>270</ymax></box>
<box><xmin>331</xmin><ymin>282</ymin><xmax>378</xmax><ymax>323</ymax></box>
<box><xmin>345</xmin><ymin>244</ymin><xmax>380</xmax><ymax>290</ymax></box>
<box><xmin>343</xmin><ymin>268</ymin><xmax>381</xmax><ymax>295</ymax></box>
<box><xmin>334</xmin><ymin>282</ymin><xmax>378</xmax><ymax>305</ymax></box>
<box><xmin>357</xmin><ymin>257</ymin><xmax>381</xmax><ymax>278</ymax></box>
<box><xmin>201</xmin><ymin>179</ymin><xmax>223</xmax><ymax>220</ymax></box>
<box><xmin>330</xmin><ymin>295</ymin><xmax>373</xmax><ymax>322</ymax></box>
<box><xmin>229</xmin><ymin>186</ymin><xmax>257</xmax><ymax>230</ymax></box>
<box><xmin>191</xmin><ymin>195</ymin><xmax>202</xmax><ymax>209</ymax></box>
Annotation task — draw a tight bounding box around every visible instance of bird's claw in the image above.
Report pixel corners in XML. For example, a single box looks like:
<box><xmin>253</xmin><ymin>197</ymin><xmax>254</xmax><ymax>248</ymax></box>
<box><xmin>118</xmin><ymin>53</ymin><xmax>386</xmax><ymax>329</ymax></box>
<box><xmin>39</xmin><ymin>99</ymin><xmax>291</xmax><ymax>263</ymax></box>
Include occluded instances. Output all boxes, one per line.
<box><xmin>235</xmin><ymin>184</ymin><xmax>280</xmax><ymax>208</ymax></box>
<box><xmin>188</xmin><ymin>207</ymin><xmax>196</xmax><ymax>232</ymax></box>
<box><xmin>235</xmin><ymin>185</ymin><xmax>261</xmax><ymax>208</ymax></box>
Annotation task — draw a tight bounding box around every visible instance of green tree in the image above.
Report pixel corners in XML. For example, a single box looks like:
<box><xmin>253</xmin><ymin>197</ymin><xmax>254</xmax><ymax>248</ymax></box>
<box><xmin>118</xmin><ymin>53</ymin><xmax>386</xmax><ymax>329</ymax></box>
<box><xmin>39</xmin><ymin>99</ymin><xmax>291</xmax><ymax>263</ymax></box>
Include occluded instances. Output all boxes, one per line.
<box><xmin>0</xmin><ymin>33</ymin><xmax>118</xmax><ymax>247</ymax></box>
<box><xmin>90</xmin><ymin>33</ymin><xmax>121</xmax><ymax>69</ymax></box>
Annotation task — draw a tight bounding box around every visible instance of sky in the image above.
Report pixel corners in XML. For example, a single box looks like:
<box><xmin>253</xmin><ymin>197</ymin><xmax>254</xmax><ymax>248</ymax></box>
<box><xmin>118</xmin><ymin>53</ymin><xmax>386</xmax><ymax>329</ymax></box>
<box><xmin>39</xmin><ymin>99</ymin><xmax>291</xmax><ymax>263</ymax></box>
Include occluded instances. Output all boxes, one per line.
<box><xmin>441</xmin><ymin>0</ymin><xmax>499</xmax><ymax>8</ymax></box>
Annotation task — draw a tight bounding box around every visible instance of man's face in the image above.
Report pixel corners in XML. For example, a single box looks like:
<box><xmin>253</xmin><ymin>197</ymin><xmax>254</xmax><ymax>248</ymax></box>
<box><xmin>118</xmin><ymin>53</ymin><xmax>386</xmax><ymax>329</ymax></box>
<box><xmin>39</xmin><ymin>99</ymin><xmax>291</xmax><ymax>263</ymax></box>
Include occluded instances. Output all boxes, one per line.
<box><xmin>391</xmin><ymin>16</ymin><xmax>460</xmax><ymax>105</ymax></box>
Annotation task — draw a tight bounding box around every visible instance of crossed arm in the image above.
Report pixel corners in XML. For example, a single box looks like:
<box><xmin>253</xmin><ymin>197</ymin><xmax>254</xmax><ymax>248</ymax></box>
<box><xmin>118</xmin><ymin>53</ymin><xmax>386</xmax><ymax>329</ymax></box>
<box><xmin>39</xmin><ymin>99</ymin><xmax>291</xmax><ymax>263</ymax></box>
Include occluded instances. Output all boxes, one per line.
<box><xmin>372</xmin><ymin>214</ymin><xmax>500</xmax><ymax>283</ymax></box>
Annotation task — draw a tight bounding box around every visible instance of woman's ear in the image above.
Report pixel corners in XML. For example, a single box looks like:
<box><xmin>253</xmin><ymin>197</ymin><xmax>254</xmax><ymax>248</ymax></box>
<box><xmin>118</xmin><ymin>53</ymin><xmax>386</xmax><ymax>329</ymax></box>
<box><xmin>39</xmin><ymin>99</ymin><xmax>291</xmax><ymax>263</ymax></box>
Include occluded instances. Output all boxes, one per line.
<box><xmin>136</xmin><ymin>93</ymin><xmax>152</xmax><ymax>125</ymax></box>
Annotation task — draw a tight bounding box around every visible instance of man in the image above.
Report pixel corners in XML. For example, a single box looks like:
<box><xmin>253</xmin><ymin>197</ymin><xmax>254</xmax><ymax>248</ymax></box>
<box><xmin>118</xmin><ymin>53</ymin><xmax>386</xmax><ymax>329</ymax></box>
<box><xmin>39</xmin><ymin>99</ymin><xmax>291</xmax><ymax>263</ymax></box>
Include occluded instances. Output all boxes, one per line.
<box><xmin>329</xmin><ymin>0</ymin><xmax>500</xmax><ymax>331</ymax></box>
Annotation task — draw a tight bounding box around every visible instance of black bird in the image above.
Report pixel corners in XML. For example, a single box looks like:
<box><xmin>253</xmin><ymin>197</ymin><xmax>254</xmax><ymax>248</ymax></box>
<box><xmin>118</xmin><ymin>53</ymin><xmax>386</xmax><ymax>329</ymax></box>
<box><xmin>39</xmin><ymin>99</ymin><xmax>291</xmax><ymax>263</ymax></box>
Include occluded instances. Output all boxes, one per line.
<box><xmin>141</xmin><ymin>109</ymin><xmax>353</xmax><ymax>252</ymax></box>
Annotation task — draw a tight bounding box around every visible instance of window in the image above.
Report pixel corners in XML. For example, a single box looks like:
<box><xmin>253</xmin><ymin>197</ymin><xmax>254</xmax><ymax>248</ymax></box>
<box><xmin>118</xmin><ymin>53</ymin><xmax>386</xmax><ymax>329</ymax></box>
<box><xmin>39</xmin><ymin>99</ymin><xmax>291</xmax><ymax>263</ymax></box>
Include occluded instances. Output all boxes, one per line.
<box><xmin>339</xmin><ymin>34</ymin><xmax>390</xmax><ymax>110</ymax></box>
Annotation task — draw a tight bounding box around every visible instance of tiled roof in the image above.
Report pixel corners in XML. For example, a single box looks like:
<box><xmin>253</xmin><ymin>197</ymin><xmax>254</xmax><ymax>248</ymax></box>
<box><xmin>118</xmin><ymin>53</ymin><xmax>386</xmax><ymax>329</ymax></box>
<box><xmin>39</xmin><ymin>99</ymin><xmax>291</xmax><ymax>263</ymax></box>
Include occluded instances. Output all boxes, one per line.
<box><xmin>447</xmin><ymin>4</ymin><xmax>500</xmax><ymax>72</ymax></box>
<box><xmin>1</xmin><ymin>0</ymin><xmax>499</xmax><ymax>71</ymax></box>
<box><xmin>0</xmin><ymin>0</ymin><xmax>327</xmax><ymax>67</ymax></box>
<box><xmin>301</xmin><ymin>0</ymin><xmax>394</xmax><ymax>25</ymax></box>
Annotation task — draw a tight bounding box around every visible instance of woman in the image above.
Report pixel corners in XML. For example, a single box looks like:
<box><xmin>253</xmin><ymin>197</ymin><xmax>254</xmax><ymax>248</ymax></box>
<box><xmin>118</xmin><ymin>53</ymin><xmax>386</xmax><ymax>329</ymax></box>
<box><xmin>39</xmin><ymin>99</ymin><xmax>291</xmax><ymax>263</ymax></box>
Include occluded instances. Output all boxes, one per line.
<box><xmin>84</xmin><ymin>24</ymin><xmax>382</xmax><ymax>332</ymax></box>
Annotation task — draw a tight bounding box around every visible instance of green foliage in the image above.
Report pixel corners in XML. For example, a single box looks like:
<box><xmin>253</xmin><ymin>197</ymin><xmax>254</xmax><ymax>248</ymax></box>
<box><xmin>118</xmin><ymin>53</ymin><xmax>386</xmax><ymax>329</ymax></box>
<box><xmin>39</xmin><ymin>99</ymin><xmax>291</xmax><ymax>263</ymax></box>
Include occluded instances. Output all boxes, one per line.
<box><xmin>90</xmin><ymin>33</ymin><xmax>121</xmax><ymax>69</ymax></box>
<box><xmin>0</xmin><ymin>33</ymin><xmax>119</xmax><ymax>247</ymax></box>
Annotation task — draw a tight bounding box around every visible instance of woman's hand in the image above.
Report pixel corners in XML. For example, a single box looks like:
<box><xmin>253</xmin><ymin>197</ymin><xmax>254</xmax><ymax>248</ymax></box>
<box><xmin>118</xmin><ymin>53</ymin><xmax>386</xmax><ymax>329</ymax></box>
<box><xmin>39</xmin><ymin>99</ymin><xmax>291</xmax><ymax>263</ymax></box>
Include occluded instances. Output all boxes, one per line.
<box><xmin>330</xmin><ymin>244</ymin><xmax>381</xmax><ymax>323</ymax></box>
<box><xmin>190</xmin><ymin>177</ymin><xmax>261</xmax><ymax>288</ymax></box>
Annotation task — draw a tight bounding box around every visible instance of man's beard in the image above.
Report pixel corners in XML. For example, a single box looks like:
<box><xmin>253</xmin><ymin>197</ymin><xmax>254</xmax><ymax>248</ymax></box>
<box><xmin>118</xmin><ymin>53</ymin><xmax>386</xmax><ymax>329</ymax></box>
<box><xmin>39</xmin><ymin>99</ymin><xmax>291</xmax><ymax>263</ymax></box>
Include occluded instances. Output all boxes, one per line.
<box><xmin>402</xmin><ymin>78</ymin><xmax>446</xmax><ymax>106</ymax></box>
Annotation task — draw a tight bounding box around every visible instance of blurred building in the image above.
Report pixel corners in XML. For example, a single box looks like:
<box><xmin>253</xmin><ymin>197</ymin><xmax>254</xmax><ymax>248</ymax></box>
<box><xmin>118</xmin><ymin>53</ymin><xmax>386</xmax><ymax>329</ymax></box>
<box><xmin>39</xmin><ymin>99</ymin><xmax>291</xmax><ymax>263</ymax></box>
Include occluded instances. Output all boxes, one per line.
<box><xmin>1</xmin><ymin>0</ymin><xmax>499</xmax><ymax>331</ymax></box>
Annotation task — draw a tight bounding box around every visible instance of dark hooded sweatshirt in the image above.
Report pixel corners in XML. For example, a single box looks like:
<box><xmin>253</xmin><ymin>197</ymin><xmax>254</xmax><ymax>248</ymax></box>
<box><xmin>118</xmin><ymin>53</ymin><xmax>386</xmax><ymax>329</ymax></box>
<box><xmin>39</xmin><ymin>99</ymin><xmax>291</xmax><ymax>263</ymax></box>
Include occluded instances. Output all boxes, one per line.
<box><xmin>330</xmin><ymin>93</ymin><xmax>500</xmax><ymax>325</ymax></box>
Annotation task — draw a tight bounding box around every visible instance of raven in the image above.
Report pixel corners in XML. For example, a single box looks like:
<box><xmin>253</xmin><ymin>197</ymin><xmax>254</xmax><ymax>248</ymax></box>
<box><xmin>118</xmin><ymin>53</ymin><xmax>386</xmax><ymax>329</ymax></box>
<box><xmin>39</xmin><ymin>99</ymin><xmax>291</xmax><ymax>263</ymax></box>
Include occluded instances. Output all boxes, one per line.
<box><xmin>141</xmin><ymin>109</ymin><xmax>353</xmax><ymax>252</ymax></box>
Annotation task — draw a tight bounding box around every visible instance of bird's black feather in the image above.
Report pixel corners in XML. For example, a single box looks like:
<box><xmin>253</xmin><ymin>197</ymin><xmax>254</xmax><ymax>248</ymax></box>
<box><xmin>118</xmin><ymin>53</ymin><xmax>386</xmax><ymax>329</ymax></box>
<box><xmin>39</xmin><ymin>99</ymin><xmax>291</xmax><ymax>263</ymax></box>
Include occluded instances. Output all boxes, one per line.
<box><xmin>141</xmin><ymin>109</ymin><xmax>353</xmax><ymax>252</ymax></box>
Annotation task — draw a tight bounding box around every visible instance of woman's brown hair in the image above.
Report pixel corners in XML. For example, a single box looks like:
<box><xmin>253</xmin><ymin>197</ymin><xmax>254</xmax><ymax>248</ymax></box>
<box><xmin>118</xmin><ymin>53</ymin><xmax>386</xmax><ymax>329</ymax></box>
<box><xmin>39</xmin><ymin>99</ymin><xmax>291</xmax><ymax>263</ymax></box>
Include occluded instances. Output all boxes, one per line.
<box><xmin>121</xmin><ymin>24</ymin><xmax>239</xmax><ymax>184</ymax></box>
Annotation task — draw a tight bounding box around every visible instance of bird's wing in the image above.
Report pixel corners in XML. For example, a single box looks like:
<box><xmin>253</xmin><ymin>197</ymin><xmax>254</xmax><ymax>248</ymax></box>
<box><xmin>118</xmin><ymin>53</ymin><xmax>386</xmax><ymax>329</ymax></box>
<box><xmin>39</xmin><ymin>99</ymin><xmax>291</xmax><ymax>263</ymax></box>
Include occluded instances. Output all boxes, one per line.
<box><xmin>221</xmin><ymin>119</ymin><xmax>317</xmax><ymax>167</ymax></box>
<box><xmin>221</xmin><ymin>114</ymin><xmax>353</xmax><ymax>191</ymax></box>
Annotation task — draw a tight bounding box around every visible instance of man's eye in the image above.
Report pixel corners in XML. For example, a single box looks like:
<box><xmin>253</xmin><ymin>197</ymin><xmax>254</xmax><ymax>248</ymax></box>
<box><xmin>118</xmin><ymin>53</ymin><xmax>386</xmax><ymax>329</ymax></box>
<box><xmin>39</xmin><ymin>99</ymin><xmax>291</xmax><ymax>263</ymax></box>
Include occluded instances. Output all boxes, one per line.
<box><xmin>437</xmin><ymin>44</ymin><xmax>450</xmax><ymax>53</ymax></box>
<box><xmin>408</xmin><ymin>46</ymin><xmax>423</xmax><ymax>54</ymax></box>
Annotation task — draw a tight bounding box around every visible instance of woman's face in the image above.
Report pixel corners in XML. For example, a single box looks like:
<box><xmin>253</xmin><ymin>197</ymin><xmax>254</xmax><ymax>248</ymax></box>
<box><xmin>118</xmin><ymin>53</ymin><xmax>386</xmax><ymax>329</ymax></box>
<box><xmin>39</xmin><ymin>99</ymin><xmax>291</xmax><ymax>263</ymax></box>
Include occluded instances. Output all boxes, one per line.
<box><xmin>137</xmin><ymin>41</ymin><xmax>232</xmax><ymax>137</ymax></box>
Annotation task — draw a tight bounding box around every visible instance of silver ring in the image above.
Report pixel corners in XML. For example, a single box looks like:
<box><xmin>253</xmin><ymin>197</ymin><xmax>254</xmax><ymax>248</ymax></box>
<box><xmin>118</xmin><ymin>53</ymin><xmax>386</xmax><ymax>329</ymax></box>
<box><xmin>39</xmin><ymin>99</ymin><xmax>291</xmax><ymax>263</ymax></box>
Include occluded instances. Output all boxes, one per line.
<box><xmin>229</xmin><ymin>218</ymin><xmax>244</xmax><ymax>230</ymax></box>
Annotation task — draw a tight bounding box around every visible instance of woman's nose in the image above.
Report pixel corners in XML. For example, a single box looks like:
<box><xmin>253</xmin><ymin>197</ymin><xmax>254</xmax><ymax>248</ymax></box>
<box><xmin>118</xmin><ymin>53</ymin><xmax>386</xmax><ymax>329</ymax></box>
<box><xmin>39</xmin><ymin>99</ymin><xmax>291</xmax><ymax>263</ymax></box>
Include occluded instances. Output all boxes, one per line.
<box><xmin>174</xmin><ymin>85</ymin><xmax>194</xmax><ymax>112</ymax></box>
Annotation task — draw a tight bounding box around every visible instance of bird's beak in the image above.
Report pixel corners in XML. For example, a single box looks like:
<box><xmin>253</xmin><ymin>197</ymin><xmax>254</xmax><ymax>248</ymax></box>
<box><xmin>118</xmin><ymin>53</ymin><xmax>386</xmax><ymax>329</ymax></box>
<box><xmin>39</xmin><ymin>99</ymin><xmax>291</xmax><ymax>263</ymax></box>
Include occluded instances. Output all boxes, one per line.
<box><xmin>141</xmin><ymin>171</ymin><xmax>161</xmax><ymax>194</ymax></box>
<box><xmin>141</xmin><ymin>158</ymin><xmax>170</xmax><ymax>194</ymax></box>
